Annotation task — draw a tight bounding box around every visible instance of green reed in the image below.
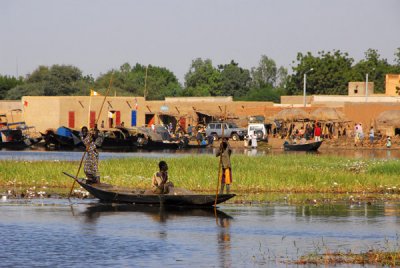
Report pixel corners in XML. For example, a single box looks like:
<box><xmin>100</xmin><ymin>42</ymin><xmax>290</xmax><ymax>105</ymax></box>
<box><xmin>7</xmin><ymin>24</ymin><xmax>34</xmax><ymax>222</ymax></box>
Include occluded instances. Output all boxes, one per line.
<box><xmin>0</xmin><ymin>155</ymin><xmax>399</xmax><ymax>194</ymax></box>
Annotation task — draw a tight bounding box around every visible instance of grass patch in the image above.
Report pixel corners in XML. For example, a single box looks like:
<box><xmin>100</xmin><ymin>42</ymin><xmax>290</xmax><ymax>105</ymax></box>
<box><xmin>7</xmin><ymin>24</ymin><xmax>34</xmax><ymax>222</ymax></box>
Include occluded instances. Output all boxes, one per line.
<box><xmin>0</xmin><ymin>155</ymin><xmax>399</xmax><ymax>197</ymax></box>
<box><xmin>292</xmin><ymin>250</ymin><xmax>400</xmax><ymax>266</ymax></box>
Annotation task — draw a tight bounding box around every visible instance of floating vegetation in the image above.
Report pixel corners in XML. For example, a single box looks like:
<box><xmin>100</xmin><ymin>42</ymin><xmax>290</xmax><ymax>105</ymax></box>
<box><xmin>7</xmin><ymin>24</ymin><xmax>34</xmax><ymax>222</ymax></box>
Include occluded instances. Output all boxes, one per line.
<box><xmin>290</xmin><ymin>249</ymin><xmax>400</xmax><ymax>266</ymax></box>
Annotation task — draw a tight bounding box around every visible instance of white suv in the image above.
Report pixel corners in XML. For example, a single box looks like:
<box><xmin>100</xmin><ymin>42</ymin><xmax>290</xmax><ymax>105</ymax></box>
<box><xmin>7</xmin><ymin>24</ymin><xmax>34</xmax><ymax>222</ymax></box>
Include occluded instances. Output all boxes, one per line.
<box><xmin>247</xmin><ymin>123</ymin><xmax>268</xmax><ymax>141</ymax></box>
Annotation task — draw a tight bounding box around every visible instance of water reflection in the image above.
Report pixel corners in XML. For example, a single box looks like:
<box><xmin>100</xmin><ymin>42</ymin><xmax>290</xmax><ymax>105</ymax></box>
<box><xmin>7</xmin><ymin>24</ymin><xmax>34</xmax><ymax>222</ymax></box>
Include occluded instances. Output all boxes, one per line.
<box><xmin>1</xmin><ymin>200</ymin><xmax>400</xmax><ymax>267</ymax></box>
<box><xmin>217</xmin><ymin>215</ymin><xmax>232</xmax><ymax>268</ymax></box>
<box><xmin>82</xmin><ymin>203</ymin><xmax>233</xmax><ymax>223</ymax></box>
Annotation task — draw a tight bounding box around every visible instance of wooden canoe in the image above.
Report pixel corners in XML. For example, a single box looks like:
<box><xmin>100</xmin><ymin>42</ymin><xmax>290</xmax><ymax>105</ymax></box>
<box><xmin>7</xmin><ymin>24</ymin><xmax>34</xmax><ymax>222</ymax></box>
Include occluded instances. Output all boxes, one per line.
<box><xmin>283</xmin><ymin>140</ymin><xmax>323</xmax><ymax>151</ymax></box>
<box><xmin>64</xmin><ymin>172</ymin><xmax>235</xmax><ymax>207</ymax></box>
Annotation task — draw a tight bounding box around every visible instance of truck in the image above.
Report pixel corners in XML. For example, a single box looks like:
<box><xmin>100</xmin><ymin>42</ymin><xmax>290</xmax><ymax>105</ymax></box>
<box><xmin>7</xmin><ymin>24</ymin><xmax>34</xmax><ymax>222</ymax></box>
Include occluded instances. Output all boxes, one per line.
<box><xmin>205</xmin><ymin>122</ymin><xmax>247</xmax><ymax>141</ymax></box>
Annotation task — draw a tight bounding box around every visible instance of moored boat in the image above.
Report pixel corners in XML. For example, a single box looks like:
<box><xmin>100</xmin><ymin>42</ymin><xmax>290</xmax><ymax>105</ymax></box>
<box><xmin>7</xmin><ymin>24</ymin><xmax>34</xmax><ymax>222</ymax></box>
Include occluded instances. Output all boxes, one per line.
<box><xmin>64</xmin><ymin>172</ymin><xmax>235</xmax><ymax>207</ymax></box>
<box><xmin>0</xmin><ymin>113</ymin><xmax>42</xmax><ymax>149</ymax></box>
<box><xmin>283</xmin><ymin>140</ymin><xmax>323</xmax><ymax>151</ymax></box>
<box><xmin>42</xmin><ymin>126</ymin><xmax>83</xmax><ymax>149</ymax></box>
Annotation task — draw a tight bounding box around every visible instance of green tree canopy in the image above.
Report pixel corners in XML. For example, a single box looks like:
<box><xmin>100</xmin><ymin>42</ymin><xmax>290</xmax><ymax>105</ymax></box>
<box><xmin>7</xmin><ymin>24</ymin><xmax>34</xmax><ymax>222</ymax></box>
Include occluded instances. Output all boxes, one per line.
<box><xmin>351</xmin><ymin>49</ymin><xmax>392</xmax><ymax>93</ymax></box>
<box><xmin>95</xmin><ymin>63</ymin><xmax>182</xmax><ymax>100</ymax></box>
<box><xmin>0</xmin><ymin>75</ymin><xmax>24</xmax><ymax>100</ymax></box>
<box><xmin>216</xmin><ymin>60</ymin><xmax>251</xmax><ymax>98</ymax></box>
<box><xmin>6</xmin><ymin>65</ymin><xmax>90</xmax><ymax>99</ymax></box>
<box><xmin>250</xmin><ymin>55</ymin><xmax>278</xmax><ymax>88</ymax></box>
<box><xmin>286</xmin><ymin>50</ymin><xmax>354</xmax><ymax>95</ymax></box>
<box><xmin>183</xmin><ymin>58</ymin><xmax>220</xmax><ymax>96</ymax></box>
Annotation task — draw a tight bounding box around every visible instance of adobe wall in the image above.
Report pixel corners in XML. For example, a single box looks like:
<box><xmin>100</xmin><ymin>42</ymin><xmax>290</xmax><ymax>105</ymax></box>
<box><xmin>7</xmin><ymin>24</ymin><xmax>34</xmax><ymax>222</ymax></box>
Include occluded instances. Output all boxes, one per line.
<box><xmin>385</xmin><ymin>74</ymin><xmax>400</xmax><ymax>96</ymax></box>
<box><xmin>343</xmin><ymin>102</ymin><xmax>400</xmax><ymax>128</ymax></box>
<box><xmin>348</xmin><ymin>82</ymin><xmax>374</xmax><ymax>96</ymax></box>
<box><xmin>22</xmin><ymin>96</ymin><xmax>146</xmax><ymax>132</ymax></box>
<box><xmin>22</xmin><ymin>97</ymin><xmax>61</xmax><ymax>131</ymax></box>
<box><xmin>0</xmin><ymin>101</ymin><xmax>22</xmax><ymax>113</ymax></box>
<box><xmin>281</xmin><ymin>96</ymin><xmax>313</xmax><ymax>105</ymax></box>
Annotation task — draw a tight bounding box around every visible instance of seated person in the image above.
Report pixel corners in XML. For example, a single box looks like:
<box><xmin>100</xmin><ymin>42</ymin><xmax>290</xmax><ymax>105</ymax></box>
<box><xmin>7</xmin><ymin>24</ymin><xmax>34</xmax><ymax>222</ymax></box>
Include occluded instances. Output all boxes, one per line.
<box><xmin>151</xmin><ymin>161</ymin><xmax>174</xmax><ymax>194</ymax></box>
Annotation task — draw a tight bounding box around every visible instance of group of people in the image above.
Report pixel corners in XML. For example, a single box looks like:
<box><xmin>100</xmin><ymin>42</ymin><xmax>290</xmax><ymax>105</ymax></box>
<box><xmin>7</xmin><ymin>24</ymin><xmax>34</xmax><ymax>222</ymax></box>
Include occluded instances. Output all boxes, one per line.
<box><xmin>81</xmin><ymin>124</ymin><xmax>233</xmax><ymax>194</ymax></box>
<box><xmin>286</xmin><ymin>123</ymin><xmax>322</xmax><ymax>144</ymax></box>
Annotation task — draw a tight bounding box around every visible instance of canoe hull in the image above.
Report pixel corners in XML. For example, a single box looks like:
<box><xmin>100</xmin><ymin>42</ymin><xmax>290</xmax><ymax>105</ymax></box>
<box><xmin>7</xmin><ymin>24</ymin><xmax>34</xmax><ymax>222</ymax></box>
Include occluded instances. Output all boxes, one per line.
<box><xmin>69</xmin><ymin>175</ymin><xmax>235</xmax><ymax>207</ymax></box>
<box><xmin>283</xmin><ymin>141</ymin><xmax>323</xmax><ymax>151</ymax></box>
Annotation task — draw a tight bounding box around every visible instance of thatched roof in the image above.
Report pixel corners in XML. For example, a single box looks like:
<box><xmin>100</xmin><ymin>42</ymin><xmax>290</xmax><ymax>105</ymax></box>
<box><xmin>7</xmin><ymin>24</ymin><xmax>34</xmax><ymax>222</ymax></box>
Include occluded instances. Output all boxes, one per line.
<box><xmin>274</xmin><ymin>108</ymin><xmax>310</xmax><ymax>121</ymax></box>
<box><xmin>376</xmin><ymin>110</ymin><xmax>400</xmax><ymax>127</ymax></box>
<box><xmin>310</xmin><ymin>107</ymin><xmax>349</xmax><ymax>122</ymax></box>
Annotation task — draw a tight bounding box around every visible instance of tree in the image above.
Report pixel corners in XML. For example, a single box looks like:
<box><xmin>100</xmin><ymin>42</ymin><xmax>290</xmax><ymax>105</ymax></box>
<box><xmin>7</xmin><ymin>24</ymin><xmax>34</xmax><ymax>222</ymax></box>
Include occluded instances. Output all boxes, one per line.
<box><xmin>286</xmin><ymin>50</ymin><xmax>354</xmax><ymax>95</ymax></box>
<box><xmin>95</xmin><ymin>63</ymin><xmax>182</xmax><ymax>100</ymax></box>
<box><xmin>0</xmin><ymin>75</ymin><xmax>24</xmax><ymax>99</ymax></box>
<box><xmin>240</xmin><ymin>84</ymin><xmax>285</xmax><ymax>103</ymax></box>
<box><xmin>216</xmin><ymin>60</ymin><xmax>251</xmax><ymax>98</ymax></box>
<box><xmin>351</xmin><ymin>49</ymin><xmax>392</xmax><ymax>93</ymax></box>
<box><xmin>395</xmin><ymin>47</ymin><xmax>400</xmax><ymax>66</ymax></box>
<box><xmin>5</xmin><ymin>65</ymin><xmax>90</xmax><ymax>99</ymax></box>
<box><xmin>250</xmin><ymin>55</ymin><xmax>278</xmax><ymax>88</ymax></box>
<box><xmin>244</xmin><ymin>55</ymin><xmax>288</xmax><ymax>102</ymax></box>
<box><xmin>183</xmin><ymin>58</ymin><xmax>220</xmax><ymax>96</ymax></box>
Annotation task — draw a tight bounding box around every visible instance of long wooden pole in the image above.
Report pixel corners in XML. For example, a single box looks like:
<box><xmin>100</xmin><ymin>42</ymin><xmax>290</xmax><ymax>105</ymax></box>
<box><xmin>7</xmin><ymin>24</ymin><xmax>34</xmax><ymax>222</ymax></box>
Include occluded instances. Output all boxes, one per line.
<box><xmin>214</xmin><ymin>105</ymin><xmax>227</xmax><ymax>207</ymax></box>
<box><xmin>68</xmin><ymin>73</ymin><xmax>114</xmax><ymax>199</ymax></box>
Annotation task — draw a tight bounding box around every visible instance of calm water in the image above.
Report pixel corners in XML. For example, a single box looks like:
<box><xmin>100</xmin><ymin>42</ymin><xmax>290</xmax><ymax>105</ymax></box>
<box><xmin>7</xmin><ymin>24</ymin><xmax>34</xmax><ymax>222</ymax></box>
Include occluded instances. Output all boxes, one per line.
<box><xmin>1</xmin><ymin>147</ymin><xmax>399</xmax><ymax>161</ymax></box>
<box><xmin>0</xmin><ymin>199</ymin><xmax>399</xmax><ymax>267</ymax></box>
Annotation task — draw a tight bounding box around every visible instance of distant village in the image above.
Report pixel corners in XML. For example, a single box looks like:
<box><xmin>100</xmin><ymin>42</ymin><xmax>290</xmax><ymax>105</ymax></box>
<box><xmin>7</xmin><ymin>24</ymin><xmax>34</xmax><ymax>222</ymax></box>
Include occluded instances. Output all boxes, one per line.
<box><xmin>0</xmin><ymin>73</ymin><xmax>400</xmax><ymax>149</ymax></box>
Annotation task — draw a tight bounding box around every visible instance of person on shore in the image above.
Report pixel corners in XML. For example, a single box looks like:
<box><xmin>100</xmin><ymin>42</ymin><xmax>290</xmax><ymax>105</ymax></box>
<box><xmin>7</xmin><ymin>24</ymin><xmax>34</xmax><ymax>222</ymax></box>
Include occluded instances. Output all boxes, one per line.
<box><xmin>369</xmin><ymin>126</ymin><xmax>375</xmax><ymax>145</ymax></box>
<box><xmin>314</xmin><ymin>123</ymin><xmax>321</xmax><ymax>141</ymax></box>
<box><xmin>386</xmin><ymin>136</ymin><xmax>392</xmax><ymax>148</ymax></box>
<box><xmin>216</xmin><ymin>138</ymin><xmax>232</xmax><ymax>194</ymax></box>
<box><xmin>196</xmin><ymin>129</ymin><xmax>204</xmax><ymax>145</ymax></box>
<box><xmin>81</xmin><ymin>126</ymin><xmax>104</xmax><ymax>184</ymax></box>
<box><xmin>151</xmin><ymin>161</ymin><xmax>174</xmax><ymax>194</ymax></box>
<box><xmin>251</xmin><ymin>133</ymin><xmax>257</xmax><ymax>148</ymax></box>
<box><xmin>187</xmin><ymin>124</ymin><xmax>193</xmax><ymax>137</ymax></box>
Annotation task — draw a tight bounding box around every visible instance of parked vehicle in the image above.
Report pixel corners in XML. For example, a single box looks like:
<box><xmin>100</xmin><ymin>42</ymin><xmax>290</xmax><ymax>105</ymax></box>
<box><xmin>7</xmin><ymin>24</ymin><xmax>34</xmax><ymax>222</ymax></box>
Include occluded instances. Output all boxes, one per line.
<box><xmin>247</xmin><ymin>123</ymin><xmax>269</xmax><ymax>141</ymax></box>
<box><xmin>205</xmin><ymin>122</ymin><xmax>247</xmax><ymax>141</ymax></box>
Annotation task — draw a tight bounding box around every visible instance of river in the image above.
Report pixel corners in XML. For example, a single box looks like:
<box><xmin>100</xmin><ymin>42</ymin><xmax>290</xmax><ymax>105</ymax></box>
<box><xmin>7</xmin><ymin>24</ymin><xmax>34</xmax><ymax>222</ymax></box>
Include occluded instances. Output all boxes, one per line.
<box><xmin>0</xmin><ymin>199</ymin><xmax>399</xmax><ymax>267</ymax></box>
<box><xmin>1</xmin><ymin>147</ymin><xmax>399</xmax><ymax>161</ymax></box>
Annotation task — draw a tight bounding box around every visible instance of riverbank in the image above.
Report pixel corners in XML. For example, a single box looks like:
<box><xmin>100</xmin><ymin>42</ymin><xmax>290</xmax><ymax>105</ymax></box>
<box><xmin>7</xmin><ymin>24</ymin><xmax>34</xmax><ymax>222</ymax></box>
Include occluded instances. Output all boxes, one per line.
<box><xmin>1</xmin><ymin>154</ymin><xmax>399</xmax><ymax>202</ymax></box>
<box><xmin>212</xmin><ymin>135</ymin><xmax>399</xmax><ymax>150</ymax></box>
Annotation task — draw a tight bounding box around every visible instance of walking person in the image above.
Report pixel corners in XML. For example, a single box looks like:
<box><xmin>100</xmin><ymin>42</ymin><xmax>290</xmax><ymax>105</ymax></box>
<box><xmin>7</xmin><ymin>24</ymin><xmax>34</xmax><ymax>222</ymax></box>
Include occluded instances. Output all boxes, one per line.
<box><xmin>216</xmin><ymin>139</ymin><xmax>232</xmax><ymax>194</ymax></box>
<box><xmin>369</xmin><ymin>126</ymin><xmax>375</xmax><ymax>146</ymax></box>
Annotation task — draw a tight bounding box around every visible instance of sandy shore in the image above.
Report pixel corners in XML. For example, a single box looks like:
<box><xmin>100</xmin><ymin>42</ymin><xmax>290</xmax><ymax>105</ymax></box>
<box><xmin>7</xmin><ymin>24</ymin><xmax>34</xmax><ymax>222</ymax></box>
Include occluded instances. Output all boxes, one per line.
<box><xmin>208</xmin><ymin>136</ymin><xmax>398</xmax><ymax>150</ymax></box>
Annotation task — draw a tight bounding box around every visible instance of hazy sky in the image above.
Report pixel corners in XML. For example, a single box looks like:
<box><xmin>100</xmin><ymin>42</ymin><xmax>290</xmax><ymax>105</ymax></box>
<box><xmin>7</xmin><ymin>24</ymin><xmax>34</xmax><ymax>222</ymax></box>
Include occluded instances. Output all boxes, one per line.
<box><xmin>1</xmin><ymin>0</ymin><xmax>399</xmax><ymax>83</ymax></box>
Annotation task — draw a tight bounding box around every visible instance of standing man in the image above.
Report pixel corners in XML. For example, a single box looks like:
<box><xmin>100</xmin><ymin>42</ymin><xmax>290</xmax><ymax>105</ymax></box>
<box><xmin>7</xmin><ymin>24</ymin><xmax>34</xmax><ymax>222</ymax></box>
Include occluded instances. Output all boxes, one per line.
<box><xmin>314</xmin><ymin>123</ymin><xmax>322</xmax><ymax>141</ymax></box>
<box><xmin>216</xmin><ymin>138</ymin><xmax>232</xmax><ymax>194</ymax></box>
<box><xmin>81</xmin><ymin>126</ymin><xmax>104</xmax><ymax>184</ymax></box>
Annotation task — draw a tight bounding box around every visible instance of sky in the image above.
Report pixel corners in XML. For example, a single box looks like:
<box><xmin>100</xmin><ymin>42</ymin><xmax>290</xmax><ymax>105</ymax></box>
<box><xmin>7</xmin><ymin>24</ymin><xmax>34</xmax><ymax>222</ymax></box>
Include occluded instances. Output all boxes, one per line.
<box><xmin>1</xmin><ymin>0</ymin><xmax>399</xmax><ymax>83</ymax></box>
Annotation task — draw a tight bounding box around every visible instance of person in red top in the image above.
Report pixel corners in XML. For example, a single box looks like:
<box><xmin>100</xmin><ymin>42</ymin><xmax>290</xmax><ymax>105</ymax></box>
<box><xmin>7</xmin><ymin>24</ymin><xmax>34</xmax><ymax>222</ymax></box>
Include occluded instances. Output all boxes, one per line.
<box><xmin>314</xmin><ymin>123</ymin><xmax>322</xmax><ymax>141</ymax></box>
